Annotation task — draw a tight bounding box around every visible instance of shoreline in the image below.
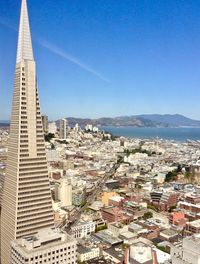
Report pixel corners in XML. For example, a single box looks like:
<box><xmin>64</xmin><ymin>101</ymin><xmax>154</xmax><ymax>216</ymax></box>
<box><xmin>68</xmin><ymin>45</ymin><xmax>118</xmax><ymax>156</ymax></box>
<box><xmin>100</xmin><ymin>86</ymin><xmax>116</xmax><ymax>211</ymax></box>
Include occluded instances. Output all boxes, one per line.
<box><xmin>102</xmin><ymin>126</ymin><xmax>200</xmax><ymax>143</ymax></box>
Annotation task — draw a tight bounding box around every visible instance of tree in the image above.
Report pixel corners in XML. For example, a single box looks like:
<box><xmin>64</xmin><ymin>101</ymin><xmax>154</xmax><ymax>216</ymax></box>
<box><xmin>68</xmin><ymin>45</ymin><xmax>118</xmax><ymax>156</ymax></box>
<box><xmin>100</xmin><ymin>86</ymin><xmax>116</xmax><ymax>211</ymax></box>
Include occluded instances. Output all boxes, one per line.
<box><xmin>143</xmin><ymin>211</ymin><xmax>153</xmax><ymax>220</ymax></box>
<box><xmin>124</xmin><ymin>147</ymin><xmax>152</xmax><ymax>157</ymax></box>
<box><xmin>168</xmin><ymin>205</ymin><xmax>176</xmax><ymax>212</ymax></box>
<box><xmin>45</xmin><ymin>133</ymin><xmax>55</xmax><ymax>142</ymax></box>
<box><xmin>165</xmin><ymin>171</ymin><xmax>177</xmax><ymax>182</ymax></box>
<box><xmin>147</xmin><ymin>204</ymin><xmax>159</xmax><ymax>212</ymax></box>
<box><xmin>177</xmin><ymin>164</ymin><xmax>182</xmax><ymax>173</ymax></box>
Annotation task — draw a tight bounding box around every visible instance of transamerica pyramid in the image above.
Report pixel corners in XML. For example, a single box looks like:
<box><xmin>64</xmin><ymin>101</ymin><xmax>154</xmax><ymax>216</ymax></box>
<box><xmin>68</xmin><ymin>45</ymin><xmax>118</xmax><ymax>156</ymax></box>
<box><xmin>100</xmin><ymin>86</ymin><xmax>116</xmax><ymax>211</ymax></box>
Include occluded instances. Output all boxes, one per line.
<box><xmin>1</xmin><ymin>0</ymin><xmax>54</xmax><ymax>262</ymax></box>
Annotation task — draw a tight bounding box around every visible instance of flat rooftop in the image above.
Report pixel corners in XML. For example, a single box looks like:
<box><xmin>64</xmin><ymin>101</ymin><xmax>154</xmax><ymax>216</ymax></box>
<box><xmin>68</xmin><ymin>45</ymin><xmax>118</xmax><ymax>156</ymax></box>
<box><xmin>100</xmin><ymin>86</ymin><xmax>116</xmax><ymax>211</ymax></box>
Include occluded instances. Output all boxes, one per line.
<box><xmin>94</xmin><ymin>230</ymin><xmax>122</xmax><ymax>245</ymax></box>
<box><xmin>12</xmin><ymin>228</ymin><xmax>76</xmax><ymax>254</ymax></box>
<box><xmin>188</xmin><ymin>219</ymin><xmax>200</xmax><ymax>228</ymax></box>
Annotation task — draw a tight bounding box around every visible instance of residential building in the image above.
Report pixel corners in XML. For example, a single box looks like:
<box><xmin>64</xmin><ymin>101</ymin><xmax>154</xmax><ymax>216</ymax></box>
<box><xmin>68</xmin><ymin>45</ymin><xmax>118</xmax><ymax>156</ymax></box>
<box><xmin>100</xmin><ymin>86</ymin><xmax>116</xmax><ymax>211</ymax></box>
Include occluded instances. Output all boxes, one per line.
<box><xmin>101</xmin><ymin>207</ymin><xmax>123</xmax><ymax>223</ymax></box>
<box><xmin>59</xmin><ymin>118</ymin><xmax>68</xmax><ymax>139</ymax></box>
<box><xmin>186</xmin><ymin>219</ymin><xmax>200</xmax><ymax>234</ymax></box>
<box><xmin>159</xmin><ymin>192</ymin><xmax>178</xmax><ymax>211</ymax></box>
<box><xmin>42</xmin><ymin>115</ymin><xmax>48</xmax><ymax>133</ymax></box>
<box><xmin>48</xmin><ymin>122</ymin><xmax>57</xmax><ymax>134</ymax></box>
<box><xmin>179</xmin><ymin>201</ymin><xmax>200</xmax><ymax>220</ymax></box>
<box><xmin>185</xmin><ymin>194</ymin><xmax>200</xmax><ymax>205</ymax></box>
<box><xmin>58</xmin><ymin>178</ymin><xmax>72</xmax><ymax>207</ymax></box>
<box><xmin>159</xmin><ymin>229</ymin><xmax>178</xmax><ymax>242</ymax></box>
<box><xmin>169</xmin><ymin>211</ymin><xmax>186</xmax><ymax>226</ymax></box>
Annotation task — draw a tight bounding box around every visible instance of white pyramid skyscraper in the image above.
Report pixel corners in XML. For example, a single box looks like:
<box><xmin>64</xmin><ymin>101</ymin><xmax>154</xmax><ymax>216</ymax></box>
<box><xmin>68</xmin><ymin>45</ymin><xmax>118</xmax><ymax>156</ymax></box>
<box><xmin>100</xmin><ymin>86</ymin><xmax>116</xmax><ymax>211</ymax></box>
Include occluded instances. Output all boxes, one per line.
<box><xmin>1</xmin><ymin>0</ymin><xmax>54</xmax><ymax>262</ymax></box>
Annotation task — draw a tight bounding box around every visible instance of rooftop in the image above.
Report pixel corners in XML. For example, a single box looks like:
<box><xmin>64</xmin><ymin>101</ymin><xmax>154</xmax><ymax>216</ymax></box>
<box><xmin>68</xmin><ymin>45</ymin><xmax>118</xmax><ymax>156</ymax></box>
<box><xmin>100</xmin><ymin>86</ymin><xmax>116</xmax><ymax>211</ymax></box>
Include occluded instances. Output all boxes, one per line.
<box><xmin>104</xmin><ymin>246</ymin><xmax>124</xmax><ymax>261</ymax></box>
<box><xmin>12</xmin><ymin>228</ymin><xmax>76</xmax><ymax>254</ymax></box>
<box><xmin>94</xmin><ymin>230</ymin><xmax>123</xmax><ymax>245</ymax></box>
<box><xmin>188</xmin><ymin>219</ymin><xmax>200</xmax><ymax>228</ymax></box>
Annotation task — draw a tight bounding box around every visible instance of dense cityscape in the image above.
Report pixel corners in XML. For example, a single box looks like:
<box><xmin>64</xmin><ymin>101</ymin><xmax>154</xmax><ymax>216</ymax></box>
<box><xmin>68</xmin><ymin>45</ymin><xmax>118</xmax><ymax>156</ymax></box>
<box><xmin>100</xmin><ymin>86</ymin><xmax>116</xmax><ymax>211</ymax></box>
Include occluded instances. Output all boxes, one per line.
<box><xmin>2</xmin><ymin>114</ymin><xmax>200</xmax><ymax>263</ymax></box>
<box><xmin>1</xmin><ymin>0</ymin><xmax>200</xmax><ymax>264</ymax></box>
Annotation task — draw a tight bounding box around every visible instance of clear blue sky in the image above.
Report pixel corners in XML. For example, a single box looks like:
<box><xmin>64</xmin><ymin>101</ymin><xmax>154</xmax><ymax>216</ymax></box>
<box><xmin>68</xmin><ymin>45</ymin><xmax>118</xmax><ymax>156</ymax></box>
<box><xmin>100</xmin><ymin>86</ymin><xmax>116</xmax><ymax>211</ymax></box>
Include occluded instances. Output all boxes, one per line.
<box><xmin>1</xmin><ymin>0</ymin><xmax>200</xmax><ymax>120</ymax></box>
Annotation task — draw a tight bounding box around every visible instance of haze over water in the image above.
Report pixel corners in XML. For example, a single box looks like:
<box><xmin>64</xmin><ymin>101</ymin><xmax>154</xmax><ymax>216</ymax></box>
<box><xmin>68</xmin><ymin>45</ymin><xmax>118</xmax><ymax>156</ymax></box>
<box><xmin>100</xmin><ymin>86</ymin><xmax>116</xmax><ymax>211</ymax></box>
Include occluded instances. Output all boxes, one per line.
<box><xmin>102</xmin><ymin>127</ymin><xmax>200</xmax><ymax>142</ymax></box>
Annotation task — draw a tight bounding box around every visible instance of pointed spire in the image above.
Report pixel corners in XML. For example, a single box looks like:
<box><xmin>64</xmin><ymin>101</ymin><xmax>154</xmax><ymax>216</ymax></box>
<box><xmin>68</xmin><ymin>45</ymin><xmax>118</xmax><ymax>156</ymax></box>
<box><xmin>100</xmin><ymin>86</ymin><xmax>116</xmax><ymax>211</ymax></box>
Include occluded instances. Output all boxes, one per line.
<box><xmin>16</xmin><ymin>0</ymin><xmax>34</xmax><ymax>63</ymax></box>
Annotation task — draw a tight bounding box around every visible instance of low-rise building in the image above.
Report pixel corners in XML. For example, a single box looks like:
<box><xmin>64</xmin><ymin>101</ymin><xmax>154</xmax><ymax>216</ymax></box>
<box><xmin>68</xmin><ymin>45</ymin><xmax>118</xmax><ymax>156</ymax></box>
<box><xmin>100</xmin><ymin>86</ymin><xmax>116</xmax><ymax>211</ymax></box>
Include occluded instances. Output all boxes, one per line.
<box><xmin>159</xmin><ymin>229</ymin><xmax>178</xmax><ymax>242</ymax></box>
<box><xmin>71</xmin><ymin>220</ymin><xmax>95</xmax><ymax>239</ymax></box>
<box><xmin>77</xmin><ymin>245</ymin><xmax>100</xmax><ymax>262</ymax></box>
<box><xmin>107</xmin><ymin>222</ymin><xmax>128</xmax><ymax>237</ymax></box>
<box><xmin>103</xmin><ymin>246</ymin><xmax>124</xmax><ymax>264</ymax></box>
<box><xmin>186</xmin><ymin>219</ymin><xmax>200</xmax><ymax>234</ymax></box>
<box><xmin>101</xmin><ymin>207</ymin><xmax>123</xmax><ymax>223</ymax></box>
<box><xmin>11</xmin><ymin>228</ymin><xmax>77</xmax><ymax>264</ymax></box>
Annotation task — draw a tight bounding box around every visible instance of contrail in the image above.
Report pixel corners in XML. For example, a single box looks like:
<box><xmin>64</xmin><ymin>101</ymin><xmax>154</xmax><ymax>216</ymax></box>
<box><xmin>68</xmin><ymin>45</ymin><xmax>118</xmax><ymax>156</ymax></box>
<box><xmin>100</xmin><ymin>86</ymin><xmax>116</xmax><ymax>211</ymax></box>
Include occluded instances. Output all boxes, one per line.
<box><xmin>38</xmin><ymin>39</ymin><xmax>110</xmax><ymax>83</ymax></box>
<box><xmin>0</xmin><ymin>18</ymin><xmax>110</xmax><ymax>83</ymax></box>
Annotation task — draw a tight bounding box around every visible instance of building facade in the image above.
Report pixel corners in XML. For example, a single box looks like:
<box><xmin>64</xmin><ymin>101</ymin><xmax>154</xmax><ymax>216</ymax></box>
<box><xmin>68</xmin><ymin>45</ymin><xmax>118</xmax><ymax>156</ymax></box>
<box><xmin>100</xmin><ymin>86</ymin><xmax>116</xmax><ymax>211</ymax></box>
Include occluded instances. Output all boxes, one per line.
<box><xmin>71</xmin><ymin>221</ymin><xmax>95</xmax><ymax>239</ymax></box>
<box><xmin>78</xmin><ymin>246</ymin><xmax>100</xmax><ymax>262</ymax></box>
<box><xmin>1</xmin><ymin>1</ymin><xmax>55</xmax><ymax>262</ymax></box>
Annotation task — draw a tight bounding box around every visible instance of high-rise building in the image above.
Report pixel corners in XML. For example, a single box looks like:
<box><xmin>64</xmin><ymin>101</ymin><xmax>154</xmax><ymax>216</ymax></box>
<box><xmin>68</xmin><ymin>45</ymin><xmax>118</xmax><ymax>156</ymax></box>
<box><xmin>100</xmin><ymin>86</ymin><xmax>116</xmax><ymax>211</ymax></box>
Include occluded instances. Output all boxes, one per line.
<box><xmin>1</xmin><ymin>0</ymin><xmax>55</xmax><ymax>262</ymax></box>
<box><xmin>42</xmin><ymin>115</ymin><xmax>49</xmax><ymax>133</ymax></box>
<box><xmin>59</xmin><ymin>118</ymin><xmax>68</xmax><ymax>139</ymax></box>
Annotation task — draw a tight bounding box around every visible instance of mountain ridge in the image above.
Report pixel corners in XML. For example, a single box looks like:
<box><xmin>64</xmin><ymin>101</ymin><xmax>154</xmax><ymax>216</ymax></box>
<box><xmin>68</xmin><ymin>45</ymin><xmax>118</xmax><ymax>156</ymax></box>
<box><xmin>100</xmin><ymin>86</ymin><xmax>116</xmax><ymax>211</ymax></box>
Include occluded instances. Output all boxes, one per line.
<box><xmin>63</xmin><ymin>114</ymin><xmax>200</xmax><ymax>128</ymax></box>
<box><xmin>1</xmin><ymin>114</ymin><xmax>200</xmax><ymax>128</ymax></box>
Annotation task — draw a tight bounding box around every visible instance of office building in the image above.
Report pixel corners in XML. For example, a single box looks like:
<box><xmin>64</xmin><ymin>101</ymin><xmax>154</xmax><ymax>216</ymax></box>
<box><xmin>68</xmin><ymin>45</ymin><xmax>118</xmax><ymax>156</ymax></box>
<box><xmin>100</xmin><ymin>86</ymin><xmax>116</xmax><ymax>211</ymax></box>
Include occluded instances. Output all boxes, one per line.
<box><xmin>1</xmin><ymin>0</ymin><xmax>55</xmax><ymax>262</ymax></box>
<box><xmin>11</xmin><ymin>228</ymin><xmax>77</xmax><ymax>264</ymax></box>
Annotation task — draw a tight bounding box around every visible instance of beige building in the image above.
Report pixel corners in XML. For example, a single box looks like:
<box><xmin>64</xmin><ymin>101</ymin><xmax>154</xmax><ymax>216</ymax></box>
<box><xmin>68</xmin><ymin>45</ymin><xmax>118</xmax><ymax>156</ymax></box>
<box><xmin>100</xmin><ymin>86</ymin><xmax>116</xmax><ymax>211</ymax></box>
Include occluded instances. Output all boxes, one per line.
<box><xmin>78</xmin><ymin>246</ymin><xmax>100</xmax><ymax>262</ymax></box>
<box><xmin>48</xmin><ymin>122</ymin><xmax>57</xmax><ymax>134</ymax></box>
<box><xmin>11</xmin><ymin>228</ymin><xmax>77</xmax><ymax>264</ymax></box>
<box><xmin>59</xmin><ymin>118</ymin><xmax>68</xmax><ymax>139</ymax></box>
<box><xmin>1</xmin><ymin>0</ymin><xmax>54</xmax><ymax>262</ymax></box>
<box><xmin>171</xmin><ymin>234</ymin><xmax>200</xmax><ymax>264</ymax></box>
<box><xmin>101</xmin><ymin>191</ymin><xmax>119</xmax><ymax>206</ymax></box>
<box><xmin>58</xmin><ymin>178</ymin><xmax>72</xmax><ymax>207</ymax></box>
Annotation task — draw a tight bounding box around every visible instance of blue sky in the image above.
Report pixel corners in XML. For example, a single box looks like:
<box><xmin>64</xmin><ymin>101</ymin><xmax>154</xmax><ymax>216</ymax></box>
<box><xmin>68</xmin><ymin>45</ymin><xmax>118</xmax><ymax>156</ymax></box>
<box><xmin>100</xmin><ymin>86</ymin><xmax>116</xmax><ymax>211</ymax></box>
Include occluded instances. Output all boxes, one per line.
<box><xmin>1</xmin><ymin>0</ymin><xmax>200</xmax><ymax>120</ymax></box>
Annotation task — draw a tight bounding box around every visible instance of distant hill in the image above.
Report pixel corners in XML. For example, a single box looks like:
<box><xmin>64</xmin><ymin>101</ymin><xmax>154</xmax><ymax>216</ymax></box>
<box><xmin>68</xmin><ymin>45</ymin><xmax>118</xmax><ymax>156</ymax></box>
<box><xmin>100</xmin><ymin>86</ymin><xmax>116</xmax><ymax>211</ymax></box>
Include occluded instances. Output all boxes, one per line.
<box><xmin>2</xmin><ymin>114</ymin><xmax>200</xmax><ymax>128</ymax></box>
<box><xmin>137</xmin><ymin>114</ymin><xmax>200</xmax><ymax>127</ymax></box>
<box><xmin>64</xmin><ymin>114</ymin><xmax>200</xmax><ymax>128</ymax></box>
